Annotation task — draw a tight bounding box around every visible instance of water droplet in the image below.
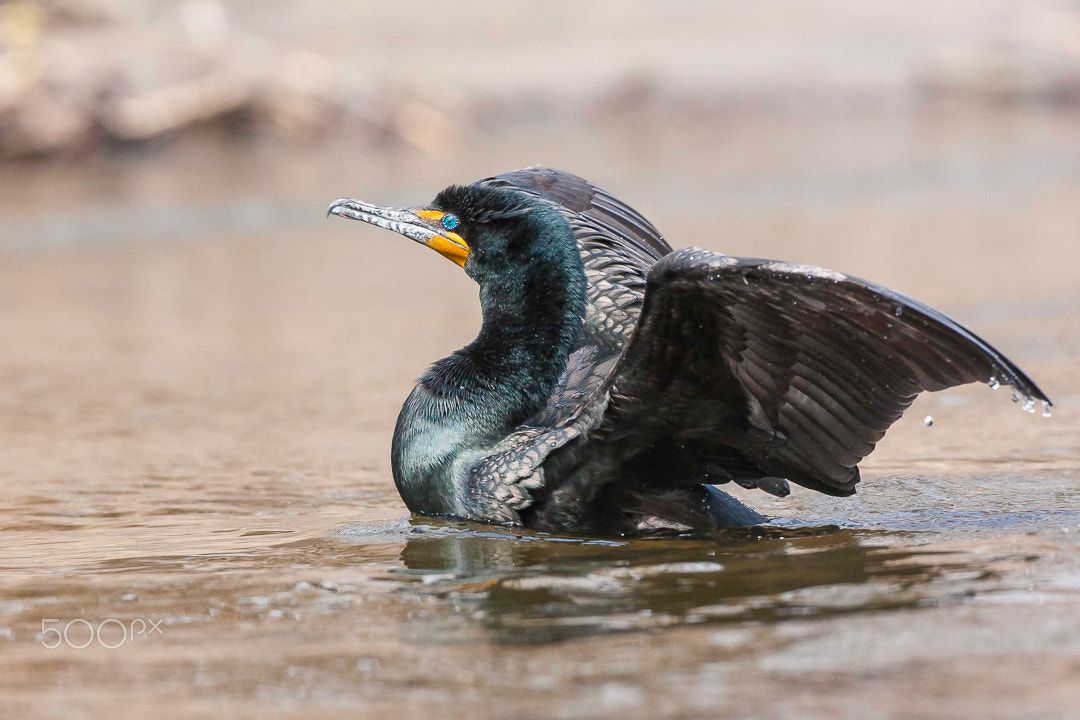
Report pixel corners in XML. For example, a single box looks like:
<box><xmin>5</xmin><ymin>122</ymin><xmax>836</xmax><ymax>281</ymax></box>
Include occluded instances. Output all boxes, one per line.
<box><xmin>1041</xmin><ymin>400</ymin><xmax>1052</xmax><ymax>418</ymax></box>
<box><xmin>923</xmin><ymin>415</ymin><xmax>933</xmax><ymax>427</ymax></box>
<box><xmin>894</xmin><ymin>306</ymin><xmax>903</xmax><ymax>317</ymax></box>
<box><xmin>1022</xmin><ymin>396</ymin><xmax>1035</xmax><ymax>413</ymax></box>
<box><xmin>988</xmin><ymin>376</ymin><xmax>1001</xmax><ymax>390</ymax></box>
<box><xmin>1012</xmin><ymin>390</ymin><xmax>1021</xmax><ymax>403</ymax></box>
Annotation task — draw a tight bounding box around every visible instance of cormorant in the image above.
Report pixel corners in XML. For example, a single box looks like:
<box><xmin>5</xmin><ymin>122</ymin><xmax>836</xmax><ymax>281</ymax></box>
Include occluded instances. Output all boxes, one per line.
<box><xmin>328</xmin><ymin>167</ymin><xmax>1050</xmax><ymax>536</ymax></box>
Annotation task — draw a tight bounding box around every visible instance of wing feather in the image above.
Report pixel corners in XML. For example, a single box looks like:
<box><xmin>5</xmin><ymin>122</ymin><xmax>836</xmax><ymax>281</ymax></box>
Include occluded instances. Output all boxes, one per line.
<box><xmin>590</xmin><ymin>248</ymin><xmax>1049</xmax><ymax>497</ymax></box>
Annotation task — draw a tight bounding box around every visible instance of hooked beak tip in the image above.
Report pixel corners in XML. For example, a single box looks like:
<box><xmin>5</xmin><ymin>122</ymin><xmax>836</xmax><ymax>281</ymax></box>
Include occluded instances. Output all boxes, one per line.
<box><xmin>326</xmin><ymin>198</ymin><xmax>349</xmax><ymax>218</ymax></box>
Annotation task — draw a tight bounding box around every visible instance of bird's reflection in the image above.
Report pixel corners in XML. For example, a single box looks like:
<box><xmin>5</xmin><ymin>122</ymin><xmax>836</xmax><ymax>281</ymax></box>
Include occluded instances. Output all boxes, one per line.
<box><xmin>392</xmin><ymin>518</ymin><xmax>966</xmax><ymax>644</ymax></box>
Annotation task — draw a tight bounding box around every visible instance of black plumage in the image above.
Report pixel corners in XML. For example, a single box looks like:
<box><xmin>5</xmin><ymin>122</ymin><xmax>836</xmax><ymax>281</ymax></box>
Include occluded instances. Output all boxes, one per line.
<box><xmin>328</xmin><ymin>167</ymin><xmax>1050</xmax><ymax>536</ymax></box>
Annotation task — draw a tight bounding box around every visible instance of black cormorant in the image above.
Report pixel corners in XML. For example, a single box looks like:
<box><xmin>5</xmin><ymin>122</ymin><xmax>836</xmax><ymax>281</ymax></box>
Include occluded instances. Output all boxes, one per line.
<box><xmin>328</xmin><ymin>167</ymin><xmax>1050</xmax><ymax>536</ymax></box>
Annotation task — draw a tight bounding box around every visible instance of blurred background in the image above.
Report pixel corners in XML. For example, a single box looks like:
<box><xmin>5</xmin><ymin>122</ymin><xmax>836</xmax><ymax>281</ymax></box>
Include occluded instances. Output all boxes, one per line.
<box><xmin>2</xmin><ymin>2</ymin><xmax>1079</xmax><ymax>718</ymax></box>
<box><xmin>3</xmin><ymin>1</ymin><xmax>1079</xmax><ymax>244</ymax></box>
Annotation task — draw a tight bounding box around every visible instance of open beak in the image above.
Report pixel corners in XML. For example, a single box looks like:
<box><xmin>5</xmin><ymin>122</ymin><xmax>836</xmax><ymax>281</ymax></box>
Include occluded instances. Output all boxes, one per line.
<box><xmin>327</xmin><ymin>198</ymin><xmax>470</xmax><ymax>268</ymax></box>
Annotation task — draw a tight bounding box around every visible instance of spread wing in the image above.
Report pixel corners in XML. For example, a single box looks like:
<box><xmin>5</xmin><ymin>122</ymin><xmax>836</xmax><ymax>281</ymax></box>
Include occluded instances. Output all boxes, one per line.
<box><xmin>589</xmin><ymin>248</ymin><xmax>1051</xmax><ymax>497</ymax></box>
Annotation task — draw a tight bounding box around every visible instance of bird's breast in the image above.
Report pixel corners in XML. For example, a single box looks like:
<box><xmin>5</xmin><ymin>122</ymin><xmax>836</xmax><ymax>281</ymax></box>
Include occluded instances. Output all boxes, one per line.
<box><xmin>391</xmin><ymin>383</ymin><xmax>505</xmax><ymax>518</ymax></box>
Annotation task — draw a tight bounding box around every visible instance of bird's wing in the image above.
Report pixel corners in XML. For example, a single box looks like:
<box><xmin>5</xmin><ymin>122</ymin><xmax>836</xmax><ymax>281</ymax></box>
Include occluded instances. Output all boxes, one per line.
<box><xmin>585</xmin><ymin>247</ymin><xmax>1050</xmax><ymax>497</ymax></box>
<box><xmin>460</xmin><ymin>425</ymin><xmax>582</xmax><ymax>524</ymax></box>
<box><xmin>480</xmin><ymin>167</ymin><xmax>670</xmax><ymax>355</ymax></box>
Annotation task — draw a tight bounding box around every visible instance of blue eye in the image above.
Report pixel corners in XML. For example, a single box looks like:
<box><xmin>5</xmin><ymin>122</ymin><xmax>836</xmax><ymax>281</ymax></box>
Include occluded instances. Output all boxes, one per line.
<box><xmin>441</xmin><ymin>214</ymin><xmax>460</xmax><ymax>232</ymax></box>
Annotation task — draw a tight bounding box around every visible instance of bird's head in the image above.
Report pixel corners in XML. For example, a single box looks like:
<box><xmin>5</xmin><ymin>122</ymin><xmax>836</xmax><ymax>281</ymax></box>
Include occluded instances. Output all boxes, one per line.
<box><xmin>328</xmin><ymin>183</ymin><xmax>574</xmax><ymax>286</ymax></box>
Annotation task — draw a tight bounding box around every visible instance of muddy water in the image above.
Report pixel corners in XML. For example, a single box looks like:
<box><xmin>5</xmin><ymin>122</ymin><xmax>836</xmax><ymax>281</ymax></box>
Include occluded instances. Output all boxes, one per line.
<box><xmin>1</xmin><ymin>108</ymin><xmax>1080</xmax><ymax>719</ymax></box>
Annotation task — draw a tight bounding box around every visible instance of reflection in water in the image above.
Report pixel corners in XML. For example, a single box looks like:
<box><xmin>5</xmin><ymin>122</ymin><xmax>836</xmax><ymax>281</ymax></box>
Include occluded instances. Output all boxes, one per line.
<box><xmin>2</xmin><ymin>513</ymin><xmax>1074</xmax><ymax>720</ymax></box>
<box><xmin>0</xmin><ymin>516</ymin><xmax>1014</xmax><ymax>655</ymax></box>
<box><xmin>374</xmin><ymin>520</ymin><xmax>973</xmax><ymax>644</ymax></box>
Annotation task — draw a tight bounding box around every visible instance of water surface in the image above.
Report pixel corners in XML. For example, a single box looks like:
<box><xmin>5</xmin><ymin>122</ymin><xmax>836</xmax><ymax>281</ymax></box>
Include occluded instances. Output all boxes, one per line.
<box><xmin>1</xmin><ymin>110</ymin><xmax>1079</xmax><ymax>719</ymax></box>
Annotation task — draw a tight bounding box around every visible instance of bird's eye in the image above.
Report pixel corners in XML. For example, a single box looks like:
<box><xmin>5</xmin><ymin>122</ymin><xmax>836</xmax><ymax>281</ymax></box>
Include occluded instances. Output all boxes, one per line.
<box><xmin>441</xmin><ymin>214</ymin><xmax>460</xmax><ymax>232</ymax></box>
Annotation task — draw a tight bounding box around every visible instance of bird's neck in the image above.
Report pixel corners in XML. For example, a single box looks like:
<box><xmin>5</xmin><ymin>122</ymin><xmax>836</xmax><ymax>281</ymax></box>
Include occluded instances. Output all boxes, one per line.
<box><xmin>428</xmin><ymin>240</ymin><xmax>587</xmax><ymax>432</ymax></box>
